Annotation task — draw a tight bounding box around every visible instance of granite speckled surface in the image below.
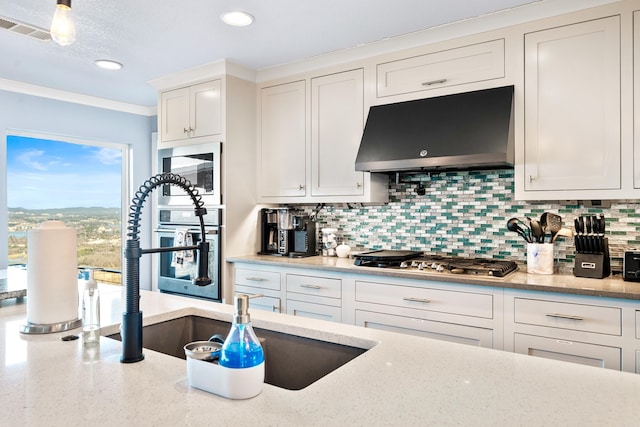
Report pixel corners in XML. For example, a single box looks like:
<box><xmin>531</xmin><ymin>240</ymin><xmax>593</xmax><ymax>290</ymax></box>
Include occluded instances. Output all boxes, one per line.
<box><xmin>227</xmin><ymin>254</ymin><xmax>640</xmax><ymax>300</ymax></box>
<box><xmin>0</xmin><ymin>268</ymin><xmax>27</xmax><ymax>301</ymax></box>
<box><xmin>2</xmin><ymin>285</ymin><xmax>640</xmax><ymax>425</ymax></box>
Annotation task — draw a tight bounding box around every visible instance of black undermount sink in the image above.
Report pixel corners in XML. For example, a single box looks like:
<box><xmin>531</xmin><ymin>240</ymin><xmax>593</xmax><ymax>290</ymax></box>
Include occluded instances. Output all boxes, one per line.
<box><xmin>106</xmin><ymin>315</ymin><xmax>370</xmax><ymax>391</ymax></box>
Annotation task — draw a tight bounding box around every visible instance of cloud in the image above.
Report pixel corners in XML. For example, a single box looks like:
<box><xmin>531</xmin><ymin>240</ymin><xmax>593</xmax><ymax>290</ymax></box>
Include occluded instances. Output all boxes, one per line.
<box><xmin>92</xmin><ymin>148</ymin><xmax>122</xmax><ymax>166</ymax></box>
<box><xmin>17</xmin><ymin>149</ymin><xmax>48</xmax><ymax>171</ymax></box>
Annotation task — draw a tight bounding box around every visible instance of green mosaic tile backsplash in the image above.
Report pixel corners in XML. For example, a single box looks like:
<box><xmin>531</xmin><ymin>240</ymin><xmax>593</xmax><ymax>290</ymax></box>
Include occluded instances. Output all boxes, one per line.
<box><xmin>312</xmin><ymin>169</ymin><xmax>640</xmax><ymax>274</ymax></box>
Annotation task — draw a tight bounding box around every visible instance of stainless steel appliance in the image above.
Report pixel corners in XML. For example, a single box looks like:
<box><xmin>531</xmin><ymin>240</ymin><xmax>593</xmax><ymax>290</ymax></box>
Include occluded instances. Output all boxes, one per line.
<box><xmin>355</xmin><ymin>86</ymin><xmax>514</xmax><ymax>173</ymax></box>
<box><xmin>624</xmin><ymin>251</ymin><xmax>640</xmax><ymax>281</ymax></box>
<box><xmin>259</xmin><ymin>208</ymin><xmax>317</xmax><ymax>258</ymax></box>
<box><xmin>156</xmin><ymin>208</ymin><xmax>221</xmax><ymax>300</ymax></box>
<box><xmin>157</xmin><ymin>142</ymin><xmax>222</xmax><ymax>206</ymax></box>
<box><xmin>353</xmin><ymin>250</ymin><xmax>518</xmax><ymax>278</ymax></box>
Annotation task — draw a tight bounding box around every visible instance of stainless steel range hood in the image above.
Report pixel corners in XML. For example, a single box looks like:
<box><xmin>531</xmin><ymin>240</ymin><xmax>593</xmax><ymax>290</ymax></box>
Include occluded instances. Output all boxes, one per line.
<box><xmin>355</xmin><ymin>86</ymin><xmax>514</xmax><ymax>173</ymax></box>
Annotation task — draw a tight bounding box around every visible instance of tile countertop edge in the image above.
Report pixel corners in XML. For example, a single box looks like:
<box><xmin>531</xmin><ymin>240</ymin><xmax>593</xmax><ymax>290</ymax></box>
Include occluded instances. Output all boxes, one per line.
<box><xmin>226</xmin><ymin>255</ymin><xmax>640</xmax><ymax>301</ymax></box>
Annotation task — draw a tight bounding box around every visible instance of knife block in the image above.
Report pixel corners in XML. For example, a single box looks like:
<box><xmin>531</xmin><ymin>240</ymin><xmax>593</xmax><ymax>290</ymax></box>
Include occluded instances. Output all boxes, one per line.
<box><xmin>573</xmin><ymin>238</ymin><xmax>610</xmax><ymax>279</ymax></box>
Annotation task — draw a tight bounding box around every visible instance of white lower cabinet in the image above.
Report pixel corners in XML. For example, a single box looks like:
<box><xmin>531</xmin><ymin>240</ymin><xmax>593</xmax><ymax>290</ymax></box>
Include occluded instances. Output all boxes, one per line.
<box><xmin>505</xmin><ymin>290</ymin><xmax>625</xmax><ymax>371</ymax></box>
<box><xmin>285</xmin><ymin>273</ymin><xmax>342</xmax><ymax>323</ymax></box>
<box><xmin>287</xmin><ymin>300</ymin><xmax>341</xmax><ymax>323</ymax></box>
<box><xmin>234</xmin><ymin>267</ymin><xmax>282</xmax><ymax>313</ymax></box>
<box><xmin>353</xmin><ymin>279</ymin><xmax>501</xmax><ymax>349</ymax></box>
<box><xmin>232</xmin><ymin>262</ymin><xmax>640</xmax><ymax>372</ymax></box>
<box><xmin>514</xmin><ymin>333</ymin><xmax>621</xmax><ymax>370</ymax></box>
<box><xmin>355</xmin><ymin>310</ymin><xmax>493</xmax><ymax>348</ymax></box>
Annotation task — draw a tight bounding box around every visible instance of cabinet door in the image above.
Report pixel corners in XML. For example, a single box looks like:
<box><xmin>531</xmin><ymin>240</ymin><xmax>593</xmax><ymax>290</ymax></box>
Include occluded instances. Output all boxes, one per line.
<box><xmin>287</xmin><ymin>300</ymin><xmax>341</xmax><ymax>323</ymax></box>
<box><xmin>191</xmin><ymin>80</ymin><xmax>222</xmax><ymax>138</ymax></box>
<box><xmin>524</xmin><ymin>16</ymin><xmax>620</xmax><ymax>192</ymax></box>
<box><xmin>259</xmin><ymin>81</ymin><xmax>307</xmax><ymax>197</ymax></box>
<box><xmin>377</xmin><ymin>39</ymin><xmax>504</xmax><ymax>98</ymax></box>
<box><xmin>514</xmin><ymin>333</ymin><xmax>621</xmax><ymax>370</ymax></box>
<box><xmin>311</xmin><ymin>69</ymin><xmax>365</xmax><ymax>196</ymax></box>
<box><xmin>160</xmin><ymin>87</ymin><xmax>190</xmax><ymax>142</ymax></box>
<box><xmin>356</xmin><ymin>310</ymin><xmax>493</xmax><ymax>348</ymax></box>
<box><xmin>634</xmin><ymin>11</ymin><xmax>640</xmax><ymax>189</ymax></box>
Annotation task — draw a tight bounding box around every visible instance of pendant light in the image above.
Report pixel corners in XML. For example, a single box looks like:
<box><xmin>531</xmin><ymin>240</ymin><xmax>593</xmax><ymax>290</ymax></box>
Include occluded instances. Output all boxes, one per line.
<box><xmin>50</xmin><ymin>0</ymin><xmax>75</xmax><ymax>46</ymax></box>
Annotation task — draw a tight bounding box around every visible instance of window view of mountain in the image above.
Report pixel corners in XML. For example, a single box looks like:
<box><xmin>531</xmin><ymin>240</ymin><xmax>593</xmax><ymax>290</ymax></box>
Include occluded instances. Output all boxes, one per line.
<box><xmin>6</xmin><ymin>134</ymin><xmax>123</xmax><ymax>278</ymax></box>
<box><xmin>8</xmin><ymin>207</ymin><xmax>121</xmax><ymax>269</ymax></box>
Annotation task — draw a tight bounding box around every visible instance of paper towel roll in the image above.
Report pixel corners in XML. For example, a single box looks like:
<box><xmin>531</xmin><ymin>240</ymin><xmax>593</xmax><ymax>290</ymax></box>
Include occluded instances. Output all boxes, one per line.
<box><xmin>27</xmin><ymin>221</ymin><xmax>79</xmax><ymax>325</ymax></box>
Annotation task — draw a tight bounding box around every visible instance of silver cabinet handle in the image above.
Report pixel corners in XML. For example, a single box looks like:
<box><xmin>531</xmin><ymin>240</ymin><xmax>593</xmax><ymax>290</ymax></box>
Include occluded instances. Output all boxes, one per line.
<box><xmin>545</xmin><ymin>313</ymin><xmax>584</xmax><ymax>321</ymax></box>
<box><xmin>403</xmin><ymin>297</ymin><xmax>431</xmax><ymax>304</ymax></box>
<box><xmin>356</xmin><ymin>182</ymin><xmax>362</xmax><ymax>189</ymax></box>
<box><xmin>421</xmin><ymin>78</ymin><xmax>447</xmax><ymax>86</ymax></box>
<box><xmin>183</xmin><ymin>127</ymin><xmax>189</xmax><ymax>134</ymax></box>
<box><xmin>272</xmin><ymin>305</ymin><xmax>279</xmax><ymax>312</ymax></box>
<box><xmin>246</xmin><ymin>277</ymin><xmax>266</xmax><ymax>282</ymax></box>
<box><xmin>298</xmin><ymin>184</ymin><xmax>305</xmax><ymax>190</ymax></box>
<box><xmin>300</xmin><ymin>284</ymin><xmax>322</xmax><ymax>289</ymax></box>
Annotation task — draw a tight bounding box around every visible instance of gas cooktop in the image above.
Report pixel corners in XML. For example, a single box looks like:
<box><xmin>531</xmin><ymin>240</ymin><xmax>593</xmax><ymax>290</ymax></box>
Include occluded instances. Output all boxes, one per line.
<box><xmin>353</xmin><ymin>250</ymin><xmax>518</xmax><ymax>278</ymax></box>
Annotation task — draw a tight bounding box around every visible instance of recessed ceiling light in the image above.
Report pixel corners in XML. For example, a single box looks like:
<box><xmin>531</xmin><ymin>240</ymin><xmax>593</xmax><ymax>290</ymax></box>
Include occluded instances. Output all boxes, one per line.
<box><xmin>221</xmin><ymin>11</ymin><xmax>254</xmax><ymax>27</ymax></box>
<box><xmin>95</xmin><ymin>59</ymin><xmax>123</xmax><ymax>70</ymax></box>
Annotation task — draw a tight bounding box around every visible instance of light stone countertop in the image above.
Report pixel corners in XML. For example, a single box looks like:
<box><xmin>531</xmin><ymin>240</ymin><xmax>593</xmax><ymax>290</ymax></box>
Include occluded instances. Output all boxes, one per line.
<box><xmin>0</xmin><ymin>267</ymin><xmax>27</xmax><ymax>301</ymax></box>
<box><xmin>2</xmin><ymin>284</ymin><xmax>640</xmax><ymax>426</ymax></box>
<box><xmin>227</xmin><ymin>254</ymin><xmax>640</xmax><ymax>300</ymax></box>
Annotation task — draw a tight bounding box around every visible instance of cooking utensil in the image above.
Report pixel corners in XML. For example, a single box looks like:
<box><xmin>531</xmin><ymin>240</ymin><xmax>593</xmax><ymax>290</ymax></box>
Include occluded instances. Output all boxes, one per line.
<box><xmin>541</xmin><ymin>212</ymin><xmax>562</xmax><ymax>243</ymax></box>
<box><xmin>507</xmin><ymin>218</ymin><xmax>532</xmax><ymax>243</ymax></box>
<box><xmin>552</xmin><ymin>227</ymin><xmax>573</xmax><ymax>243</ymax></box>
<box><xmin>527</xmin><ymin>217</ymin><xmax>543</xmax><ymax>243</ymax></box>
<box><xmin>539</xmin><ymin>213</ymin><xmax>548</xmax><ymax>242</ymax></box>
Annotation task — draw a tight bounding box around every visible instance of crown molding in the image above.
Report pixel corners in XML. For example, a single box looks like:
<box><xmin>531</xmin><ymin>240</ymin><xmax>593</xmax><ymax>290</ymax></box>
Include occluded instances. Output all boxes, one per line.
<box><xmin>148</xmin><ymin>59</ymin><xmax>257</xmax><ymax>91</ymax></box>
<box><xmin>0</xmin><ymin>78</ymin><xmax>156</xmax><ymax>116</ymax></box>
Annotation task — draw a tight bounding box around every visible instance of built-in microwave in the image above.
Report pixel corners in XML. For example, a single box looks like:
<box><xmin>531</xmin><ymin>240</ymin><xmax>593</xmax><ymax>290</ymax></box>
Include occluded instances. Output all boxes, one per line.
<box><xmin>157</xmin><ymin>142</ymin><xmax>222</xmax><ymax>206</ymax></box>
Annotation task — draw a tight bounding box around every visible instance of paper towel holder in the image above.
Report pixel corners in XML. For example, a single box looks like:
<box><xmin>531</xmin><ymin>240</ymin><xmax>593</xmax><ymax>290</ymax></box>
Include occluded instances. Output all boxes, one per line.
<box><xmin>20</xmin><ymin>318</ymin><xmax>82</xmax><ymax>334</ymax></box>
<box><xmin>20</xmin><ymin>220</ymin><xmax>82</xmax><ymax>335</ymax></box>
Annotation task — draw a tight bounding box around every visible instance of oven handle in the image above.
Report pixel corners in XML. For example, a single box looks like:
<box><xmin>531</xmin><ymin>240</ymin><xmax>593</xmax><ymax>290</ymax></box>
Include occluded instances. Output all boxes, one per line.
<box><xmin>155</xmin><ymin>227</ymin><xmax>218</xmax><ymax>235</ymax></box>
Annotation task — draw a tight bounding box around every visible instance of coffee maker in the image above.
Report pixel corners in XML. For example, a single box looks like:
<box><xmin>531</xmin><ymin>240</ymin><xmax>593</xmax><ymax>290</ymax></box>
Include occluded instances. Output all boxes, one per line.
<box><xmin>259</xmin><ymin>208</ymin><xmax>316</xmax><ymax>258</ymax></box>
<box><xmin>258</xmin><ymin>208</ymin><xmax>279</xmax><ymax>255</ymax></box>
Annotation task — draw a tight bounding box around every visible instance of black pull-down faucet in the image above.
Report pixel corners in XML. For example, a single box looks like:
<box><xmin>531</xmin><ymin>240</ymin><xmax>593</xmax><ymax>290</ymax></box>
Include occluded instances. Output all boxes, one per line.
<box><xmin>120</xmin><ymin>173</ymin><xmax>211</xmax><ymax>363</ymax></box>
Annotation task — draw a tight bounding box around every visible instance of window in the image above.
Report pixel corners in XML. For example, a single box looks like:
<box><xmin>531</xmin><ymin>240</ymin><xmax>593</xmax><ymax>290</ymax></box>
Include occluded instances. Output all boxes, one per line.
<box><xmin>6</xmin><ymin>132</ymin><xmax>127</xmax><ymax>282</ymax></box>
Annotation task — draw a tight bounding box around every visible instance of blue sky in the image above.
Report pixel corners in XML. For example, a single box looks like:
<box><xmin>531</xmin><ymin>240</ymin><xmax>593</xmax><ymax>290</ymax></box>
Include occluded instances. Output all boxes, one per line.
<box><xmin>6</xmin><ymin>135</ymin><xmax>122</xmax><ymax>209</ymax></box>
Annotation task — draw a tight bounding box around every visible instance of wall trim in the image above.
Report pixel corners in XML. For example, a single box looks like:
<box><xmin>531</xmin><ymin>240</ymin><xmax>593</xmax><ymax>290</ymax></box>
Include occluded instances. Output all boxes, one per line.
<box><xmin>0</xmin><ymin>78</ymin><xmax>155</xmax><ymax>116</ymax></box>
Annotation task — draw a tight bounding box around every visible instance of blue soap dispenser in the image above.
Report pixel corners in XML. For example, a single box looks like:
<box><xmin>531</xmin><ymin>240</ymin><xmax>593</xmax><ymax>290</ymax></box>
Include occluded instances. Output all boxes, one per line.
<box><xmin>220</xmin><ymin>294</ymin><xmax>264</xmax><ymax>369</ymax></box>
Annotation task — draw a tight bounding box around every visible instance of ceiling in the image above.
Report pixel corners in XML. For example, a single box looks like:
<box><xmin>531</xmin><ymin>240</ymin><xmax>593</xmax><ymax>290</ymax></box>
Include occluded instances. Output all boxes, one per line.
<box><xmin>0</xmin><ymin>0</ymin><xmax>597</xmax><ymax>110</ymax></box>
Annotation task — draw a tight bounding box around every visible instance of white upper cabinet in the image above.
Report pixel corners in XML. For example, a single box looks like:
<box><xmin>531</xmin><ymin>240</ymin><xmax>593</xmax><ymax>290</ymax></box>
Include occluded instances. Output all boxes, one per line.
<box><xmin>160</xmin><ymin>79</ymin><xmax>222</xmax><ymax>146</ymax></box>
<box><xmin>257</xmin><ymin>69</ymin><xmax>388</xmax><ymax>203</ymax></box>
<box><xmin>311</xmin><ymin>69</ymin><xmax>365</xmax><ymax>197</ymax></box>
<box><xmin>258</xmin><ymin>80</ymin><xmax>307</xmax><ymax>198</ymax></box>
<box><xmin>635</xmin><ymin>10</ymin><xmax>640</xmax><ymax>189</ymax></box>
<box><xmin>519</xmin><ymin>16</ymin><xmax>621</xmax><ymax>198</ymax></box>
<box><xmin>376</xmin><ymin>39</ymin><xmax>505</xmax><ymax>99</ymax></box>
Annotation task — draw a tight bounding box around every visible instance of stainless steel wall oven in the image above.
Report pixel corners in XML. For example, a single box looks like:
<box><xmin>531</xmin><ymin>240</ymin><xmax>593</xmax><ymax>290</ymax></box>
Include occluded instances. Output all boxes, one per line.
<box><xmin>157</xmin><ymin>142</ymin><xmax>221</xmax><ymax>206</ymax></box>
<box><xmin>156</xmin><ymin>208</ymin><xmax>221</xmax><ymax>301</ymax></box>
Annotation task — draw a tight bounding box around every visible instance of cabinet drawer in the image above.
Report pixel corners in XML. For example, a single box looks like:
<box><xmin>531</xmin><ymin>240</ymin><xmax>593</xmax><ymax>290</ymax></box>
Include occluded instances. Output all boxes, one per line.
<box><xmin>287</xmin><ymin>274</ymin><xmax>341</xmax><ymax>299</ymax></box>
<box><xmin>355</xmin><ymin>281</ymin><xmax>493</xmax><ymax>319</ymax></box>
<box><xmin>356</xmin><ymin>310</ymin><xmax>493</xmax><ymax>348</ymax></box>
<box><xmin>514</xmin><ymin>333</ymin><xmax>621</xmax><ymax>370</ymax></box>
<box><xmin>287</xmin><ymin>300</ymin><xmax>341</xmax><ymax>323</ymax></box>
<box><xmin>514</xmin><ymin>298</ymin><xmax>621</xmax><ymax>336</ymax></box>
<box><xmin>376</xmin><ymin>39</ymin><xmax>504</xmax><ymax>98</ymax></box>
<box><xmin>235</xmin><ymin>268</ymin><xmax>281</xmax><ymax>291</ymax></box>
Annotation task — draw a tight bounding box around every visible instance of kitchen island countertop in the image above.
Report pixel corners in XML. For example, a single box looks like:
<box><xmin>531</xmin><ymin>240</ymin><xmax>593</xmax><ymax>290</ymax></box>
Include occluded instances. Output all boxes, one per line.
<box><xmin>227</xmin><ymin>254</ymin><xmax>640</xmax><ymax>300</ymax></box>
<box><xmin>2</xmin><ymin>285</ymin><xmax>640</xmax><ymax>426</ymax></box>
